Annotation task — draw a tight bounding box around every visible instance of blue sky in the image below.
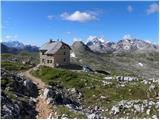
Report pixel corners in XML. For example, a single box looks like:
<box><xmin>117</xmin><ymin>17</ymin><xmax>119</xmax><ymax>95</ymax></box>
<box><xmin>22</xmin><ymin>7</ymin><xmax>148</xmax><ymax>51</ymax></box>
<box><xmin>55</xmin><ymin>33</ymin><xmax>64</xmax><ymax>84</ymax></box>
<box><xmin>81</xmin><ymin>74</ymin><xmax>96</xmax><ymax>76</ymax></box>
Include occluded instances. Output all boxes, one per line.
<box><xmin>1</xmin><ymin>1</ymin><xmax>159</xmax><ymax>46</ymax></box>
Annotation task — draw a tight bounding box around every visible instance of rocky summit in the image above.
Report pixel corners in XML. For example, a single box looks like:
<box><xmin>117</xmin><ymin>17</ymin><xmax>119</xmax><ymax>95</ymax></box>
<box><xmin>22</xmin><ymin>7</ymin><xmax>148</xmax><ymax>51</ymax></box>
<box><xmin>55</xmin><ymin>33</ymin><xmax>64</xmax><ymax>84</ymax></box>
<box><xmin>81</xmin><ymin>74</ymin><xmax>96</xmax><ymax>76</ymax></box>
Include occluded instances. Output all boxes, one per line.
<box><xmin>85</xmin><ymin>36</ymin><xmax>158</xmax><ymax>53</ymax></box>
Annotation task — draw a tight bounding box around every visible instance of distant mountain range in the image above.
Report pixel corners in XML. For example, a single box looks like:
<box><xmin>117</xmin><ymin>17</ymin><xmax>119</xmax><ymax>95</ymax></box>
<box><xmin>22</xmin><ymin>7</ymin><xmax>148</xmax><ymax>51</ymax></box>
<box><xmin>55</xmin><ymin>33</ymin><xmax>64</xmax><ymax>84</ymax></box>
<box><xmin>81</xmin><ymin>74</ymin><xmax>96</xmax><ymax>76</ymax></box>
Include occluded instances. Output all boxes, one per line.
<box><xmin>1</xmin><ymin>41</ymin><xmax>39</xmax><ymax>53</ymax></box>
<box><xmin>2</xmin><ymin>41</ymin><xmax>25</xmax><ymax>49</ymax></box>
<box><xmin>85</xmin><ymin>36</ymin><xmax>158</xmax><ymax>53</ymax></box>
<box><xmin>1</xmin><ymin>43</ymin><xmax>19</xmax><ymax>54</ymax></box>
<box><xmin>1</xmin><ymin>37</ymin><xmax>158</xmax><ymax>54</ymax></box>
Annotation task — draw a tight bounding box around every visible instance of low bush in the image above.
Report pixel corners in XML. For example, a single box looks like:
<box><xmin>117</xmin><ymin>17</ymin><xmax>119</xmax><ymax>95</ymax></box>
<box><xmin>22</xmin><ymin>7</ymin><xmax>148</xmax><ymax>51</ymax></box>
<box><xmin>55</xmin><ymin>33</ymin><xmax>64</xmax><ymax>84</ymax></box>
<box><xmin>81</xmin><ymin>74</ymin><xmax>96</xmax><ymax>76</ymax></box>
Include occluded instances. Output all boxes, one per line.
<box><xmin>1</xmin><ymin>62</ymin><xmax>30</xmax><ymax>71</ymax></box>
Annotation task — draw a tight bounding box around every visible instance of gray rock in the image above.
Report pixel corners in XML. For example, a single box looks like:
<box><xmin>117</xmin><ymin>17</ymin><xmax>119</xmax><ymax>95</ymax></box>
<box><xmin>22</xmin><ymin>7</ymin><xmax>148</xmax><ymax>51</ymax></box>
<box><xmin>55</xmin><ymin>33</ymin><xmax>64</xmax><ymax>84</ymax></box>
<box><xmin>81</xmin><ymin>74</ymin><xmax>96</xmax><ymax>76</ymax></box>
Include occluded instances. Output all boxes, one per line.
<box><xmin>23</xmin><ymin>80</ymin><xmax>33</xmax><ymax>89</ymax></box>
<box><xmin>152</xmin><ymin>115</ymin><xmax>157</xmax><ymax>119</ymax></box>
<box><xmin>146</xmin><ymin>109</ymin><xmax>150</xmax><ymax>115</ymax></box>
<box><xmin>47</xmin><ymin>98</ymin><xmax>54</xmax><ymax>105</ymax></box>
<box><xmin>110</xmin><ymin>106</ymin><xmax>119</xmax><ymax>114</ymax></box>
<box><xmin>87</xmin><ymin>113</ymin><xmax>96</xmax><ymax>119</ymax></box>
<box><xmin>43</xmin><ymin>88</ymin><xmax>50</xmax><ymax>99</ymax></box>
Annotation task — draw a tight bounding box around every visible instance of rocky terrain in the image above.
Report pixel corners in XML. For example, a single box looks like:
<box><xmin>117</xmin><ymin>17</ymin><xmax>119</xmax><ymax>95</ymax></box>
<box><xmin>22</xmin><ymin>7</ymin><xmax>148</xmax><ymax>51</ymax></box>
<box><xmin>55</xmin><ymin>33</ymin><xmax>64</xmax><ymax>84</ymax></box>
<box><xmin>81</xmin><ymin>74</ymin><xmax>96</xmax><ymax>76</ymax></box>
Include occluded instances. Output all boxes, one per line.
<box><xmin>1</xmin><ymin>69</ymin><xmax>38</xmax><ymax>118</ymax></box>
<box><xmin>1</xmin><ymin>65</ymin><xmax>158</xmax><ymax>119</ymax></box>
<box><xmin>31</xmin><ymin>66</ymin><xmax>159</xmax><ymax>119</ymax></box>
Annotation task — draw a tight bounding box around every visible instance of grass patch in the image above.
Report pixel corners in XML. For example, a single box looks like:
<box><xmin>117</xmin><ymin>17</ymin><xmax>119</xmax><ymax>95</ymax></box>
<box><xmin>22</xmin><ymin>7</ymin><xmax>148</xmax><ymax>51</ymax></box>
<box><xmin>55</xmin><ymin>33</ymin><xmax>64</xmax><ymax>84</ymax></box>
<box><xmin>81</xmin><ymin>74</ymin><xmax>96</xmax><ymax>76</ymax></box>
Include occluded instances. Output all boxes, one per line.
<box><xmin>1</xmin><ymin>61</ymin><xmax>30</xmax><ymax>71</ymax></box>
<box><xmin>1</xmin><ymin>53</ymin><xmax>15</xmax><ymax>58</ymax></box>
<box><xmin>55</xmin><ymin>105</ymin><xmax>87</xmax><ymax>118</ymax></box>
<box><xmin>32</xmin><ymin>66</ymin><xmax>98</xmax><ymax>89</ymax></box>
<box><xmin>1</xmin><ymin>79</ymin><xmax>15</xmax><ymax>88</ymax></box>
<box><xmin>3</xmin><ymin>89</ymin><xmax>17</xmax><ymax>102</ymax></box>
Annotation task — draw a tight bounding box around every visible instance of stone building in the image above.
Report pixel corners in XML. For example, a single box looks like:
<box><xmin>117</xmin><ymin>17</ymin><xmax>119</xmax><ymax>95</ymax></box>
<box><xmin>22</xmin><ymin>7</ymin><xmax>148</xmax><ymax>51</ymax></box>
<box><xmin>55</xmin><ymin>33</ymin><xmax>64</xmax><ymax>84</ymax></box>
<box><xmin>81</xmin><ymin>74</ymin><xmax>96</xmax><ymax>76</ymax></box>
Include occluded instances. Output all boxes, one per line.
<box><xmin>40</xmin><ymin>39</ymin><xmax>71</xmax><ymax>67</ymax></box>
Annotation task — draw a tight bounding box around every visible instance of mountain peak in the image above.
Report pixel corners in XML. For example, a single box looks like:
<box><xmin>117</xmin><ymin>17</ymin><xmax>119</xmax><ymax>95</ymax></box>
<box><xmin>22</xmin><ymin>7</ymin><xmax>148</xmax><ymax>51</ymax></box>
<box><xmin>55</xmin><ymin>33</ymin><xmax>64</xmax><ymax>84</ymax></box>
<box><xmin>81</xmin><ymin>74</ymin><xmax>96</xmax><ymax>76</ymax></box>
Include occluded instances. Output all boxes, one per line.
<box><xmin>1</xmin><ymin>40</ymin><xmax>39</xmax><ymax>53</ymax></box>
<box><xmin>85</xmin><ymin>36</ymin><xmax>114</xmax><ymax>53</ymax></box>
<box><xmin>86</xmin><ymin>35</ymin><xmax>108</xmax><ymax>44</ymax></box>
<box><xmin>84</xmin><ymin>35</ymin><xmax>158</xmax><ymax>53</ymax></box>
<box><xmin>72</xmin><ymin>41</ymin><xmax>92</xmax><ymax>54</ymax></box>
<box><xmin>2</xmin><ymin>40</ymin><xmax>25</xmax><ymax>49</ymax></box>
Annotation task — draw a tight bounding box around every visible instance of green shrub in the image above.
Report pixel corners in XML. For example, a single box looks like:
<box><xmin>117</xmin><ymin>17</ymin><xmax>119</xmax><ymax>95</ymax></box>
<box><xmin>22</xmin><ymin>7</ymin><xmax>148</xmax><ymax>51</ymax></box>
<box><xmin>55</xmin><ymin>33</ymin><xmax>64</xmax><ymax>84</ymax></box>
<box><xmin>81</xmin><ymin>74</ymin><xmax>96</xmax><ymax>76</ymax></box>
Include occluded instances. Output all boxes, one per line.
<box><xmin>1</xmin><ymin>62</ymin><xmax>30</xmax><ymax>71</ymax></box>
<box><xmin>56</xmin><ymin>105</ymin><xmax>87</xmax><ymax>118</ymax></box>
<box><xmin>1</xmin><ymin>79</ymin><xmax>15</xmax><ymax>87</ymax></box>
<box><xmin>4</xmin><ymin>90</ymin><xmax>17</xmax><ymax>102</ymax></box>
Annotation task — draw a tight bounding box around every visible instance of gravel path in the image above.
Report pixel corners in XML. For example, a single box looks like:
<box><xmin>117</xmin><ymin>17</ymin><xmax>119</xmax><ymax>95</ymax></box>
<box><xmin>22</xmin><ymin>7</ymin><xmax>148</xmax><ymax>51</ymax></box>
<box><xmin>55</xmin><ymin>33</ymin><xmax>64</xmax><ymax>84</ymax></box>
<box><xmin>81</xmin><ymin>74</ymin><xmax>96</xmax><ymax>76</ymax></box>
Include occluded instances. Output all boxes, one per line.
<box><xmin>23</xmin><ymin>68</ymin><xmax>54</xmax><ymax>119</ymax></box>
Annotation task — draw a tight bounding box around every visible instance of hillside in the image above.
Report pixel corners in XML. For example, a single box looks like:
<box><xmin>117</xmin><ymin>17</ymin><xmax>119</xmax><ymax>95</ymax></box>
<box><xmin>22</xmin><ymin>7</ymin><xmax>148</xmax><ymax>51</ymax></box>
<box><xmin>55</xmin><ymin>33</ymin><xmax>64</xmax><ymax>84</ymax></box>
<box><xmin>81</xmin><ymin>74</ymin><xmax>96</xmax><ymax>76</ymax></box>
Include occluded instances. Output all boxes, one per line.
<box><xmin>30</xmin><ymin>66</ymin><xmax>158</xmax><ymax>119</ymax></box>
<box><xmin>71</xmin><ymin>40</ymin><xmax>159</xmax><ymax>79</ymax></box>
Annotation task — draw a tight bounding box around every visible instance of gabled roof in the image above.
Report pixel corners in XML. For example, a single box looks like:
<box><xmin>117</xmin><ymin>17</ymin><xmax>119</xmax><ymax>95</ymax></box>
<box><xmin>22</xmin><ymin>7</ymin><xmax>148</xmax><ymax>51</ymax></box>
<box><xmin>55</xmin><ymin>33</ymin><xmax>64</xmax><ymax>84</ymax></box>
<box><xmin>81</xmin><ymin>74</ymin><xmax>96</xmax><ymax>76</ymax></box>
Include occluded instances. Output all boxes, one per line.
<box><xmin>40</xmin><ymin>40</ymin><xmax>71</xmax><ymax>54</ymax></box>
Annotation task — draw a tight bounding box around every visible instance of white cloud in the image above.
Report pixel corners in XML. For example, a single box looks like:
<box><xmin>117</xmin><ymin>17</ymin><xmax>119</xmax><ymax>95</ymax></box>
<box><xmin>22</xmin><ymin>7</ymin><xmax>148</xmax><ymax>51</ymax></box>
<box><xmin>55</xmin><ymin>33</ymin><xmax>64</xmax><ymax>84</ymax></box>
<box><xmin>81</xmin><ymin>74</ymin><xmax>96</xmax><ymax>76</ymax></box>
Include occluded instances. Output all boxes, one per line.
<box><xmin>64</xmin><ymin>31</ymin><xmax>71</xmax><ymax>35</ymax></box>
<box><xmin>127</xmin><ymin>5</ymin><xmax>133</xmax><ymax>13</ymax></box>
<box><xmin>5</xmin><ymin>35</ymin><xmax>17</xmax><ymax>40</ymax></box>
<box><xmin>1</xmin><ymin>35</ymin><xmax>18</xmax><ymax>42</ymax></box>
<box><xmin>47</xmin><ymin>15</ymin><xmax>54</xmax><ymax>20</ymax></box>
<box><xmin>146</xmin><ymin>3</ymin><xmax>159</xmax><ymax>15</ymax></box>
<box><xmin>123</xmin><ymin>34</ymin><xmax>132</xmax><ymax>39</ymax></box>
<box><xmin>73</xmin><ymin>37</ymin><xmax>82</xmax><ymax>41</ymax></box>
<box><xmin>60</xmin><ymin>11</ymin><xmax>96</xmax><ymax>22</ymax></box>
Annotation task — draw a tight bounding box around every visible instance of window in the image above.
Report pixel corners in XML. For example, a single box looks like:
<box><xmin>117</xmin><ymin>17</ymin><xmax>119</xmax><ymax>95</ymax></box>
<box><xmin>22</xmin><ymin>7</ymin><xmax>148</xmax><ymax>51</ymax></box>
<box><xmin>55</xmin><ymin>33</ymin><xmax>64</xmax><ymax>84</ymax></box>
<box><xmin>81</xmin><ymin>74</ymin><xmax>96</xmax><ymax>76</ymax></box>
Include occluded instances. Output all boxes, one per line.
<box><xmin>64</xmin><ymin>58</ymin><xmax>66</xmax><ymax>62</ymax></box>
<box><xmin>47</xmin><ymin>60</ymin><xmax>52</xmax><ymax>63</ymax></box>
<box><xmin>63</xmin><ymin>46</ymin><xmax>65</xmax><ymax>49</ymax></box>
<box><xmin>42</xmin><ymin>59</ymin><xmax>45</xmax><ymax>63</ymax></box>
<box><xmin>64</xmin><ymin>52</ymin><xmax>66</xmax><ymax>55</ymax></box>
<box><xmin>42</xmin><ymin>52</ymin><xmax>45</xmax><ymax>55</ymax></box>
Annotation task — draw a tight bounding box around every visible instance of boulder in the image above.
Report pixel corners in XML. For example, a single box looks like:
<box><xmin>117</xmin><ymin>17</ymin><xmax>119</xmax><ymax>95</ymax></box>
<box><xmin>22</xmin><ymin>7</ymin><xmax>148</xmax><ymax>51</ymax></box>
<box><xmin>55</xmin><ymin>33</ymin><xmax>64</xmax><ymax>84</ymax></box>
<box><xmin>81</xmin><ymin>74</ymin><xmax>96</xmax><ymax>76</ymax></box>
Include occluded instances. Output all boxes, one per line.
<box><xmin>110</xmin><ymin>106</ymin><xmax>119</xmax><ymax>114</ymax></box>
<box><xmin>43</xmin><ymin>88</ymin><xmax>50</xmax><ymax>99</ymax></box>
<box><xmin>47</xmin><ymin>98</ymin><xmax>54</xmax><ymax>105</ymax></box>
<box><xmin>152</xmin><ymin>115</ymin><xmax>157</xmax><ymax>119</ymax></box>
<box><xmin>23</xmin><ymin>80</ymin><xmax>33</xmax><ymax>88</ymax></box>
<box><xmin>87</xmin><ymin>113</ymin><xmax>96</xmax><ymax>119</ymax></box>
<box><xmin>146</xmin><ymin>109</ymin><xmax>150</xmax><ymax>115</ymax></box>
<box><xmin>133</xmin><ymin>104</ymin><xmax>141</xmax><ymax>112</ymax></box>
<box><xmin>23</xmin><ymin>80</ymin><xmax>38</xmax><ymax>97</ymax></box>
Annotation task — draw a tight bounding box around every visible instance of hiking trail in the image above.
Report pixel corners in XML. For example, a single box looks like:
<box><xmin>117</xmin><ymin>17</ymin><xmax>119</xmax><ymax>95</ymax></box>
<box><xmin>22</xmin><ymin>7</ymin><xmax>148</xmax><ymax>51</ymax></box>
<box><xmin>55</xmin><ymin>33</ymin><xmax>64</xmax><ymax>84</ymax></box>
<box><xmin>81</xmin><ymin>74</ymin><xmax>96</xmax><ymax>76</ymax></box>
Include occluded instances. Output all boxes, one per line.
<box><xmin>23</xmin><ymin>68</ymin><xmax>54</xmax><ymax>119</ymax></box>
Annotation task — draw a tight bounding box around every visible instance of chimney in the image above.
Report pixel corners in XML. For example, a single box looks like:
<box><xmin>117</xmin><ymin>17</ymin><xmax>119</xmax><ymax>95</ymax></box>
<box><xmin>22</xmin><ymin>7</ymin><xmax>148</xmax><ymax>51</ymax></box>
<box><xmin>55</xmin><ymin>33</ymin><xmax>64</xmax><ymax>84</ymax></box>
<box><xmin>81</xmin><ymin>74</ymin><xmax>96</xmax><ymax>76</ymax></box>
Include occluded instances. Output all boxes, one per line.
<box><xmin>49</xmin><ymin>39</ymin><xmax>53</xmax><ymax>43</ymax></box>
